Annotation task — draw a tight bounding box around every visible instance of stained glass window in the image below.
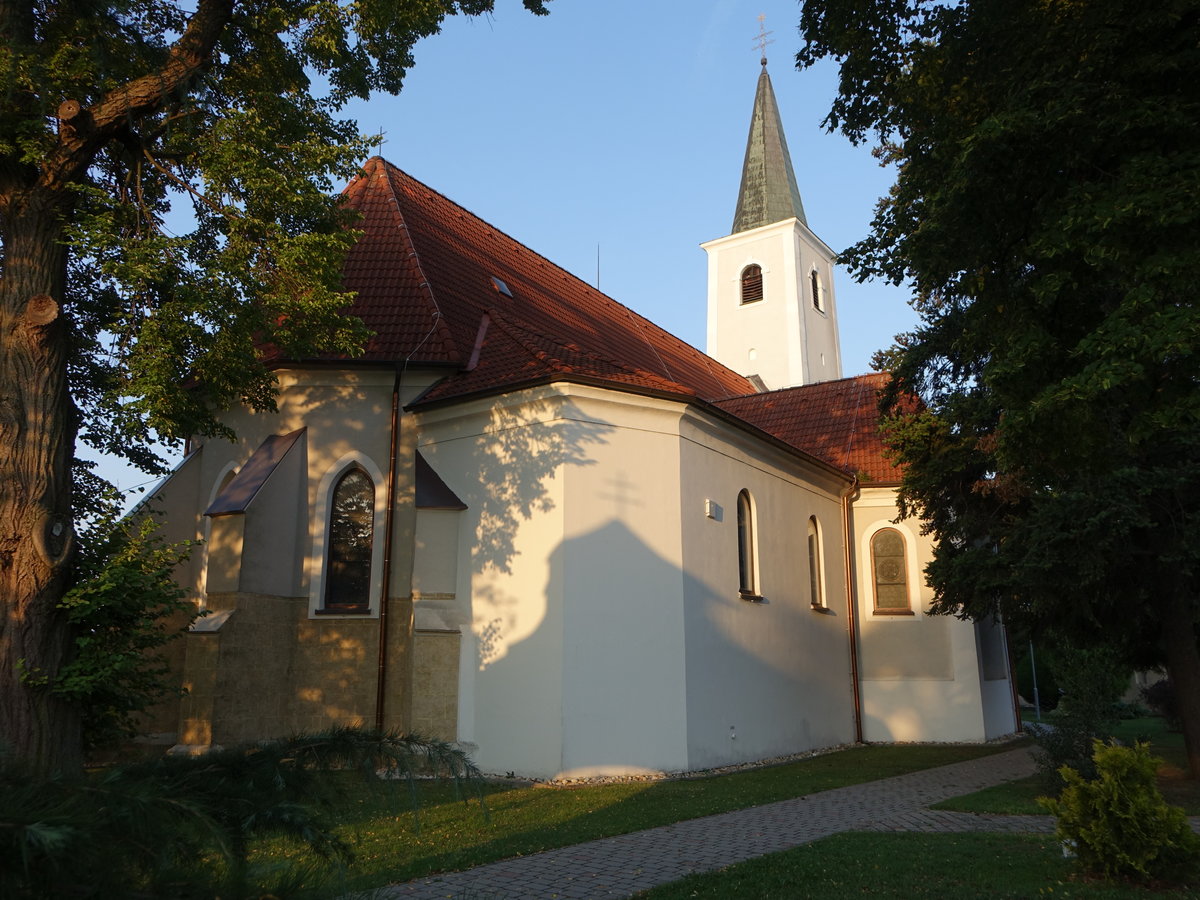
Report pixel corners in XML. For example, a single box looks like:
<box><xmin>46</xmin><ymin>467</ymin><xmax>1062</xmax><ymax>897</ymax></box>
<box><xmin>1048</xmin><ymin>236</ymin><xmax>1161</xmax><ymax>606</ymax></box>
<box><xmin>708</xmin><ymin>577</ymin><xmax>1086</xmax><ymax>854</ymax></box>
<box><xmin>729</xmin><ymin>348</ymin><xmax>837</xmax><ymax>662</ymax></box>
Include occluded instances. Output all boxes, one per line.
<box><xmin>871</xmin><ymin>528</ymin><xmax>909</xmax><ymax>612</ymax></box>
<box><xmin>325</xmin><ymin>468</ymin><xmax>374</xmax><ymax>610</ymax></box>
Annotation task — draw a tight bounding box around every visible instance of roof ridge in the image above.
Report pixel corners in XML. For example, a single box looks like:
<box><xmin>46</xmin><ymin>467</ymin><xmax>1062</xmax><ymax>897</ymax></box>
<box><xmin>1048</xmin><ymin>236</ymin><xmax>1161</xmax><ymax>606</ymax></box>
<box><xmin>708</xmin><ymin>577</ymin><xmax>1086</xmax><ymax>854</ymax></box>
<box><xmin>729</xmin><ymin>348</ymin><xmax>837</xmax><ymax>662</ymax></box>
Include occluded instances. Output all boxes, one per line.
<box><xmin>838</xmin><ymin>376</ymin><xmax>870</xmax><ymax>469</ymax></box>
<box><xmin>483</xmin><ymin>308</ymin><xmax>566</xmax><ymax>375</ymax></box>
<box><xmin>376</xmin><ymin>161</ymin><xmax>460</xmax><ymax>362</ymax></box>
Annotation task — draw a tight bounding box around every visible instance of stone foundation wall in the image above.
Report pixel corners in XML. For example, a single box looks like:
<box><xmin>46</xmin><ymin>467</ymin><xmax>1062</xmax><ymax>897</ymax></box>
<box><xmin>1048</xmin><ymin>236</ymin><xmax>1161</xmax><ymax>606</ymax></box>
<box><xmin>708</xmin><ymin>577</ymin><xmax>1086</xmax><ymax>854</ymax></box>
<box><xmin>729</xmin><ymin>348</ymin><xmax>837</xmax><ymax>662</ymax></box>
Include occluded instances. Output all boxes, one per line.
<box><xmin>177</xmin><ymin>592</ymin><xmax>415</xmax><ymax>746</ymax></box>
<box><xmin>411</xmin><ymin>630</ymin><xmax>461</xmax><ymax>740</ymax></box>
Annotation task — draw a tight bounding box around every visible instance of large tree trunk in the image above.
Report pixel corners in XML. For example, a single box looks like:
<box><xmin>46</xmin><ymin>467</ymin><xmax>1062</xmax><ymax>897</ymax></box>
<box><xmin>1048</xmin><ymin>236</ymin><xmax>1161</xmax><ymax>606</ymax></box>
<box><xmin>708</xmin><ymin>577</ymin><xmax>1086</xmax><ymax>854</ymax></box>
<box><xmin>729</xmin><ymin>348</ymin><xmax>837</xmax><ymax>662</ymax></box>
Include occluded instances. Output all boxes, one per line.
<box><xmin>1161</xmin><ymin>590</ymin><xmax>1200</xmax><ymax>779</ymax></box>
<box><xmin>0</xmin><ymin>187</ymin><xmax>81</xmax><ymax>774</ymax></box>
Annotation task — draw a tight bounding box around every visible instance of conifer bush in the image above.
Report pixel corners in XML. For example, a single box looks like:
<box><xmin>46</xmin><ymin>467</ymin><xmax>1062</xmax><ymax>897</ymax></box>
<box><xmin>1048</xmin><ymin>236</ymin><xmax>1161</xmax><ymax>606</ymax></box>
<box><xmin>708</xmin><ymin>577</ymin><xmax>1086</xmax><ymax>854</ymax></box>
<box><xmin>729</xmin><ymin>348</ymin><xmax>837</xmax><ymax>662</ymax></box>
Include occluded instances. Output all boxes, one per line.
<box><xmin>1039</xmin><ymin>740</ymin><xmax>1200</xmax><ymax>885</ymax></box>
<box><xmin>1028</xmin><ymin>645</ymin><xmax>1125</xmax><ymax>783</ymax></box>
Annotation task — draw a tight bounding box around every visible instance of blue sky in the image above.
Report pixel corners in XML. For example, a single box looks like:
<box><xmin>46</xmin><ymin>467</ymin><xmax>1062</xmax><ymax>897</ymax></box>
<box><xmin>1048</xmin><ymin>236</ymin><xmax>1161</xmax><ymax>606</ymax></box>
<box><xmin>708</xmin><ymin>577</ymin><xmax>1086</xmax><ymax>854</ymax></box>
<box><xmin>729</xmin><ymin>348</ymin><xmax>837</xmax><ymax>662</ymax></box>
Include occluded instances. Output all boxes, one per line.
<box><xmin>343</xmin><ymin>0</ymin><xmax>916</xmax><ymax>373</ymax></box>
<box><xmin>99</xmin><ymin>0</ymin><xmax>917</xmax><ymax>497</ymax></box>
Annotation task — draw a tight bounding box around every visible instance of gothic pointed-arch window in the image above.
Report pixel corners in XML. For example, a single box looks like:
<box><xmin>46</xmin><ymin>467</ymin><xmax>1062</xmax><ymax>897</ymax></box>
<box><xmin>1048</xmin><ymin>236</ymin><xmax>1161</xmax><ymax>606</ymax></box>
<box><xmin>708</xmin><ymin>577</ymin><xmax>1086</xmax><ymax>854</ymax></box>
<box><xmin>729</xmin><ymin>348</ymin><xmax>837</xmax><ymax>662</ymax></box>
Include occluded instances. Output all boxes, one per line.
<box><xmin>741</xmin><ymin>264</ymin><xmax>764</xmax><ymax>304</ymax></box>
<box><xmin>324</xmin><ymin>467</ymin><xmax>375</xmax><ymax>611</ymax></box>
<box><xmin>810</xmin><ymin>268</ymin><xmax>824</xmax><ymax>312</ymax></box>
<box><xmin>807</xmin><ymin>516</ymin><xmax>824</xmax><ymax>608</ymax></box>
<box><xmin>871</xmin><ymin>527</ymin><xmax>912</xmax><ymax>614</ymax></box>
<box><xmin>737</xmin><ymin>489</ymin><xmax>760</xmax><ymax>598</ymax></box>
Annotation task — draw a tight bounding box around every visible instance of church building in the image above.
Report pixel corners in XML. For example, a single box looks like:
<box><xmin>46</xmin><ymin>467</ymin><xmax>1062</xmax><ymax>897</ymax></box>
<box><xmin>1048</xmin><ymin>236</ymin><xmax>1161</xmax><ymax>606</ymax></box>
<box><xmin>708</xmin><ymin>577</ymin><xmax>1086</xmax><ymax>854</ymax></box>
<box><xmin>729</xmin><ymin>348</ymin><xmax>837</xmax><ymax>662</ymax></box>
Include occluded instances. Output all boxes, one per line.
<box><xmin>149</xmin><ymin>63</ymin><xmax>1018</xmax><ymax>778</ymax></box>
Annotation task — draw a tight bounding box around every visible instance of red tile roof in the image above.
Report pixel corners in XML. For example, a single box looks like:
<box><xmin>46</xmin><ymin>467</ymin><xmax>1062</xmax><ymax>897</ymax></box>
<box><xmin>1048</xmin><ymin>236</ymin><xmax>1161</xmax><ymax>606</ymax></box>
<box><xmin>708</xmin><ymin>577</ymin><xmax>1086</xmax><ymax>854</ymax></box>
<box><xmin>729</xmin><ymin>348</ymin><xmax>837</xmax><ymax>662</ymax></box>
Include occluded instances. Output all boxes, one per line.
<box><xmin>338</xmin><ymin>157</ymin><xmax>753</xmax><ymax>404</ymax></box>
<box><xmin>325</xmin><ymin>158</ymin><xmax>895</xmax><ymax>481</ymax></box>
<box><xmin>713</xmin><ymin>374</ymin><xmax>900</xmax><ymax>483</ymax></box>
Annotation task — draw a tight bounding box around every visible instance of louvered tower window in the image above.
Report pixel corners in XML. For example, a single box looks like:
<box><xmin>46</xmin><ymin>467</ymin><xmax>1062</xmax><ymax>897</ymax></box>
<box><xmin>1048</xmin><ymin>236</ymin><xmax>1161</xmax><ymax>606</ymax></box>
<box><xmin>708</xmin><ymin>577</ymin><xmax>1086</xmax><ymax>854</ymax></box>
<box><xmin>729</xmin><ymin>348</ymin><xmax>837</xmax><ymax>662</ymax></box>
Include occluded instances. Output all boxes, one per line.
<box><xmin>740</xmin><ymin>265</ymin><xmax>763</xmax><ymax>304</ymax></box>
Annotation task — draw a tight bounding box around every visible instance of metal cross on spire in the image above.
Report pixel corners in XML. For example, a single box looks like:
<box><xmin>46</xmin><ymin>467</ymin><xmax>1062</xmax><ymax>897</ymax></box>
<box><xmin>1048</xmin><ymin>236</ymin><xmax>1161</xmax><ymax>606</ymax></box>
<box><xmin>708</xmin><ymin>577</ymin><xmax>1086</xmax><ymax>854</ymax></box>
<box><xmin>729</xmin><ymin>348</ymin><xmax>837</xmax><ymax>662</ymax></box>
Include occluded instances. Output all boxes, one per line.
<box><xmin>754</xmin><ymin>14</ymin><xmax>774</xmax><ymax>68</ymax></box>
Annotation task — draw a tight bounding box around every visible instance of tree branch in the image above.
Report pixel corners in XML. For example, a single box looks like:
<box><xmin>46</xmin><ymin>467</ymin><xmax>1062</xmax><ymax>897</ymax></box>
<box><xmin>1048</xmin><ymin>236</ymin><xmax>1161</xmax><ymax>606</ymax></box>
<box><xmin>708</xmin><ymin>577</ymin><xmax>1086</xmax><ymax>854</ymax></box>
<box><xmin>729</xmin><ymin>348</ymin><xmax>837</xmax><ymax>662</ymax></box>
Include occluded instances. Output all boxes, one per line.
<box><xmin>140</xmin><ymin>147</ymin><xmax>225</xmax><ymax>217</ymax></box>
<box><xmin>41</xmin><ymin>0</ymin><xmax>236</xmax><ymax>192</ymax></box>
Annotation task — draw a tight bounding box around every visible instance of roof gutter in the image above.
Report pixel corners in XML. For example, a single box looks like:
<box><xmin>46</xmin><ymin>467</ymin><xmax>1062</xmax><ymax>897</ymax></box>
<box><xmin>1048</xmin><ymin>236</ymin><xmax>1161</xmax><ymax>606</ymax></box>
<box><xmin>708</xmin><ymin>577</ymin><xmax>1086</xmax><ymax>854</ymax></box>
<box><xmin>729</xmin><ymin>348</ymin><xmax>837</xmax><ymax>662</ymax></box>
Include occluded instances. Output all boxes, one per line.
<box><xmin>408</xmin><ymin>373</ymin><xmax>857</xmax><ymax>484</ymax></box>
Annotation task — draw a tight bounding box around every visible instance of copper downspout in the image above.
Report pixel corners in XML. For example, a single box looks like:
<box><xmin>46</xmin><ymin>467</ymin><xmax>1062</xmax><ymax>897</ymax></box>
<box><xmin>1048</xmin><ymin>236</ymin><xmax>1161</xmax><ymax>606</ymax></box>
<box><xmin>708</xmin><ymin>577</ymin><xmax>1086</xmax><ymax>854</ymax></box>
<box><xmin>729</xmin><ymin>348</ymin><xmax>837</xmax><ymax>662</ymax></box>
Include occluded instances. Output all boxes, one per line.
<box><xmin>842</xmin><ymin>476</ymin><xmax>864</xmax><ymax>744</ymax></box>
<box><xmin>374</xmin><ymin>367</ymin><xmax>402</xmax><ymax>730</ymax></box>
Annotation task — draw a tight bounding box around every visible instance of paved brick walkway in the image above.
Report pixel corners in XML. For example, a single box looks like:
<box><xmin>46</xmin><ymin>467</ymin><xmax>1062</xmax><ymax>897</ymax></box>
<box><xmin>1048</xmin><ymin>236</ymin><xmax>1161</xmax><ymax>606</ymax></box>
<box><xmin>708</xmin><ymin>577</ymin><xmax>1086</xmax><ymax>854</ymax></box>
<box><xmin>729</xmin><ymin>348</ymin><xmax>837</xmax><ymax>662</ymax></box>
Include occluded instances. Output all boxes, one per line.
<box><xmin>374</xmin><ymin>746</ymin><xmax>1197</xmax><ymax>900</ymax></box>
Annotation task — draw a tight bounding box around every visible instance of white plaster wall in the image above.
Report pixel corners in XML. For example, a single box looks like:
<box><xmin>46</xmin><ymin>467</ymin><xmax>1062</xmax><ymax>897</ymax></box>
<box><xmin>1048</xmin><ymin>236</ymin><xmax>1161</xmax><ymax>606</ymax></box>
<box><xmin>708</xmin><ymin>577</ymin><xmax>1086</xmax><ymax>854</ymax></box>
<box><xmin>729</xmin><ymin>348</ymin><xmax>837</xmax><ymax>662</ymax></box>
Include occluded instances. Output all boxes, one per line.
<box><xmin>185</xmin><ymin>368</ymin><xmax>387</xmax><ymax>598</ymax></box>
<box><xmin>180</xmin><ymin>367</ymin><xmax>443</xmax><ymax>608</ymax></box>
<box><xmin>412</xmin><ymin>509</ymin><xmax>460</xmax><ymax>597</ymax></box>
<box><xmin>702</xmin><ymin>219</ymin><xmax>842</xmax><ymax>390</ymax></box>
<box><xmin>982</xmin><ymin>679</ymin><xmax>1017</xmax><ymax>739</ymax></box>
<box><xmin>241</xmin><ymin>437</ymin><xmax>307</xmax><ymax>597</ymax></box>
<box><xmin>420</xmin><ymin>385</ymin><xmax>861</xmax><ymax>778</ymax></box>
<box><xmin>796</xmin><ymin>228</ymin><xmax>843</xmax><ymax>382</ymax></box>
<box><xmin>678</xmin><ymin>410</ymin><xmax>857</xmax><ymax>769</ymax></box>
<box><xmin>852</xmin><ymin>486</ymin><xmax>999</xmax><ymax>742</ymax></box>
<box><xmin>416</xmin><ymin>388</ymin><xmax>580</xmax><ymax>777</ymax></box>
<box><xmin>556</xmin><ymin>389</ymin><xmax>691</xmax><ymax>777</ymax></box>
<box><xmin>142</xmin><ymin>450</ymin><xmax>206</xmax><ymax>597</ymax></box>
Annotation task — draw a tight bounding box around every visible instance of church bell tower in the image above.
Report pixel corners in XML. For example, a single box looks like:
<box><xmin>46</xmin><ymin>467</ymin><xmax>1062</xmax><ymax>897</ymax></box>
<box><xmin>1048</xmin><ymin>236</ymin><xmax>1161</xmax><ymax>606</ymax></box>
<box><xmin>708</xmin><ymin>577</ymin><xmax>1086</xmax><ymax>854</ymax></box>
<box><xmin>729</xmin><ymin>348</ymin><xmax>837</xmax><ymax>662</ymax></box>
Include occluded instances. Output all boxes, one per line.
<box><xmin>702</xmin><ymin>55</ymin><xmax>842</xmax><ymax>391</ymax></box>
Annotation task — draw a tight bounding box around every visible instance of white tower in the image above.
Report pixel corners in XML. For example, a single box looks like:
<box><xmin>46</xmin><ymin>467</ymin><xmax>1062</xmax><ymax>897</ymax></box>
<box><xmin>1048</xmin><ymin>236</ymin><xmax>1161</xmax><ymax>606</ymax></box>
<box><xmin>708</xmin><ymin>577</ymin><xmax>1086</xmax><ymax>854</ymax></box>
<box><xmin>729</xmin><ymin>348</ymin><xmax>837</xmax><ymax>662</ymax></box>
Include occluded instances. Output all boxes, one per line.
<box><xmin>702</xmin><ymin>63</ymin><xmax>842</xmax><ymax>391</ymax></box>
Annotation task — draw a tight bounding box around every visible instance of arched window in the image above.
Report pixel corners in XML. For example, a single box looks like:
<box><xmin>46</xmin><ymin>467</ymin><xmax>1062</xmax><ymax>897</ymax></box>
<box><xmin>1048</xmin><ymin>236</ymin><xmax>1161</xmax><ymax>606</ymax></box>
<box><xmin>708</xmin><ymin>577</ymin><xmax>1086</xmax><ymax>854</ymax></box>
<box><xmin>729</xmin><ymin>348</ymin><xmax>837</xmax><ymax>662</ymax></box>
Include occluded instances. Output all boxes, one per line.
<box><xmin>807</xmin><ymin>516</ymin><xmax>824</xmax><ymax>607</ymax></box>
<box><xmin>810</xmin><ymin>269</ymin><xmax>823</xmax><ymax>311</ymax></box>
<box><xmin>740</xmin><ymin>264</ymin><xmax>763</xmax><ymax>304</ymax></box>
<box><xmin>737</xmin><ymin>489</ymin><xmax>759</xmax><ymax>598</ymax></box>
<box><xmin>871</xmin><ymin>528</ymin><xmax>911</xmax><ymax>614</ymax></box>
<box><xmin>324</xmin><ymin>467</ymin><xmax>375</xmax><ymax>611</ymax></box>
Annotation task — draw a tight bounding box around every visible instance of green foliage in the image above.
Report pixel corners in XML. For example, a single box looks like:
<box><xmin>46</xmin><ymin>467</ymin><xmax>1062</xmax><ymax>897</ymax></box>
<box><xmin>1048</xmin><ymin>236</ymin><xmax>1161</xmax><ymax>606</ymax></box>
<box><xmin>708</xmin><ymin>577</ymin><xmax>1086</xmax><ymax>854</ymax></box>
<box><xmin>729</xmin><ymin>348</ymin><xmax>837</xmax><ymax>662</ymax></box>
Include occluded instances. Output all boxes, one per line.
<box><xmin>1040</xmin><ymin>740</ymin><xmax>1200</xmax><ymax>885</ymax></box>
<box><xmin>1015</xmin><ymin>645</ymin><xmax>1059</xmax><ymax>713</ymax></box>
<box><xmin>5</xmin><ymin>0</ymin><xmax>552</xmax><ymax>473</ymax></box>
<box><xmin>940</xmin><ymin>718</ymin><xmax>1200</xmax><ymax>816</ymax></box>
<box><xmin>17</xmin><ymin>514</ymin><xmax>199</xmax><ymax>752</ymax></box>
<box><xmin>0</xmin><ymin>726</ymin><xmax>481</xmax><ymax>898</ymax></box>
<box><xmin>1</xmin><ymin>0</ymin><xmax>552</xmax><ymax>773</ymax></box>
<box><xmin>1029</xmin><ymin>644</ymin><xmax>1129</xmax><ymax>783</ymax></box>
<box><xmin>798</xmin><ymin>0</ymin><xmax>1200</xmax><ymax>768</ymax></box>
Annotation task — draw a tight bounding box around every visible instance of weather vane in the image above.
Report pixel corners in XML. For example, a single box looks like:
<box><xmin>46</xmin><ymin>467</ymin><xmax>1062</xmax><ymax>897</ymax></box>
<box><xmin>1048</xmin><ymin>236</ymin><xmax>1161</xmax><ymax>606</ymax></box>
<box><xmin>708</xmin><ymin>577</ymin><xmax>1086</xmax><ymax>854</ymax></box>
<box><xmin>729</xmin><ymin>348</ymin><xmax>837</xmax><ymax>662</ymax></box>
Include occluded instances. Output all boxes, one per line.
<box><xmin>754</xmin><ymin>14</ymin><xmax>774</xmax><ymax>68</ymax></box>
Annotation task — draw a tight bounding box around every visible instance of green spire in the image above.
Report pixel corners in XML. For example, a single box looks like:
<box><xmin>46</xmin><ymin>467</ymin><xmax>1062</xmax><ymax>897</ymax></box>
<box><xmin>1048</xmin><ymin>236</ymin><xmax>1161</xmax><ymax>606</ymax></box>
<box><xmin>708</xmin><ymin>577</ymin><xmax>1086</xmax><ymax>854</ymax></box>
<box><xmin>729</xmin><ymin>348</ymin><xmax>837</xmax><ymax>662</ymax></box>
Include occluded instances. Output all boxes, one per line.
<box><xmin>732</xmin><ymin>66</ymin><xmax>807</xmax><ymax>233</ymax></box>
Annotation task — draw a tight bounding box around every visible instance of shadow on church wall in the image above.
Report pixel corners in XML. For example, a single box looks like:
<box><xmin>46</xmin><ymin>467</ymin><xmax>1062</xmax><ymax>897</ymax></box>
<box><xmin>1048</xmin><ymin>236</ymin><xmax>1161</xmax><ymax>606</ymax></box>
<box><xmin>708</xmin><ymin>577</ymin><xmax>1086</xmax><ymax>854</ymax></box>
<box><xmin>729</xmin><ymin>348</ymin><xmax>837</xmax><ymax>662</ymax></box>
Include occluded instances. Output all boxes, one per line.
<box><xmin>465</xmin><ymin>396</ymin><xmax>611</xmax><ymax>577</ymax></box>
<box><xmin>471</xmin><ymin>516</ymin><xmax>858</xmax><ymax>777</ymax></box>
<box><xmin>420</xmin><ymin>395</ymin><xmax>615</xmax><ymax>679</ymax></box>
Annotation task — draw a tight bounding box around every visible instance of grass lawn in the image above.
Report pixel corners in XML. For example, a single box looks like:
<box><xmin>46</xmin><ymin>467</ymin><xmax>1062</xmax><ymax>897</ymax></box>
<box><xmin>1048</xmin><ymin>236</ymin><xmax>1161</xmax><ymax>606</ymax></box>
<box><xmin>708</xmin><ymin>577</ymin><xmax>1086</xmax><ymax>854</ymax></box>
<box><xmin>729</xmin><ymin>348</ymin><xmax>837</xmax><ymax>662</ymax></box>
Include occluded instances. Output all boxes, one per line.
<box><xmin>252</xmin><ymin>741</ymin><xmax>1024</xmax><ymax>894</ymax></box>
<box><xmin>933</xmin><ymin>717</ymin><xmax>1200</xmax><ymax>816</ymax></box>
<box><xmin>633</xmin><ymin>832</ymin><xmax>1200</xmax><ymax>899</ymax></box>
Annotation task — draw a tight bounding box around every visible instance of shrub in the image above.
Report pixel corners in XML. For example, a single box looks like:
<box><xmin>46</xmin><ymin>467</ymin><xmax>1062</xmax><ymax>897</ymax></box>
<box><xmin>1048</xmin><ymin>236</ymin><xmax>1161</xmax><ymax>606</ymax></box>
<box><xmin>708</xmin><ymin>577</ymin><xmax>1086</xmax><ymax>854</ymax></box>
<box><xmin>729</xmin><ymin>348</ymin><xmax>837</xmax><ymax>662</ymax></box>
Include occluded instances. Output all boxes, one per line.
<box><xmin>1039</xmin><ymin>740</ymin><xmax>1200</xmax><ymax>885</ymax></box>
<box><xmin>1111</xmin><ymin>701</ymin><xmax>1149</xmax><ymax>721</ymax></box>
<box><xmin>17</xmin><ymin>512</ymin><xmax>200</xmax><ymax>754</ymax></box>
<box><xmin>1029</xmin><ymin>644</ymin><xmax>1126</xmax><ymax>783</ymax></box>
<box><xmin>0</xmin><ymin>727</ymin><xmax>482</xmax><ymax>898</ymax></box>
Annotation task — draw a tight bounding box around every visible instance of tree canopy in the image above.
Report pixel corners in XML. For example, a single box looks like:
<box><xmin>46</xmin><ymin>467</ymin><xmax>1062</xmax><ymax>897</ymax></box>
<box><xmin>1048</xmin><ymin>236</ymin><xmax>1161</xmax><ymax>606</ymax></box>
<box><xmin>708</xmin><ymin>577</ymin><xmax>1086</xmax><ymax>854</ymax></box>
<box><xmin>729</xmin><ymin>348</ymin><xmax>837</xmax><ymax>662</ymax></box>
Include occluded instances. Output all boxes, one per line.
<box><xmin>798</xmin><ymin>0</ymin><xmax>1200</xmax><ymax>774</ymax></box>
<box><xmin>0</xmin><ymin>0</ymin><xmax>548</xmax><ymax>772</ymax></box>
